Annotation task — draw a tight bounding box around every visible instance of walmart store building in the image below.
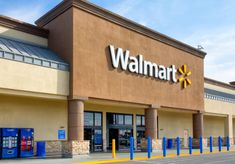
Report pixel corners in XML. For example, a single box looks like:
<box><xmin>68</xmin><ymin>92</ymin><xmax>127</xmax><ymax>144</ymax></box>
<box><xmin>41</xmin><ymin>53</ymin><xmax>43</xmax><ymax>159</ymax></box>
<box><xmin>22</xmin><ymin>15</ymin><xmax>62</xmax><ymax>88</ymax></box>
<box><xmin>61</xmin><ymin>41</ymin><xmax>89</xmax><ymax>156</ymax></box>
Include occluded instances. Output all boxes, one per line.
<box><xmin>0</xmin><ymin>0</ymin><xmax>234</xmax><ymax>155</ymax></box>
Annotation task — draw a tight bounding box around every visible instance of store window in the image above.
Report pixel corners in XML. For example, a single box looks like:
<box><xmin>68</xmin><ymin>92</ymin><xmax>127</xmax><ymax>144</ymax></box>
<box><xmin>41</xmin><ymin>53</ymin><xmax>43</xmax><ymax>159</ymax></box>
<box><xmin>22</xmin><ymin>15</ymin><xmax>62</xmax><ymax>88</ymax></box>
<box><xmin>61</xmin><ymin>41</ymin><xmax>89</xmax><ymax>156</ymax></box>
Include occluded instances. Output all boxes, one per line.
<box><xmin>136</xmin><ymin>115</ymin><xmax>145</xmax><ymax>127</ymax></box>
<box><xmin>125</xmin><ymin>115</ymin><xmax>133</xmax><ymax>125</ymax></box>
<box><xmin>107</xmin><ymin>113</ymin><xmax>133</xmax><ymax>125</ymax></box>
<box><xmin>136</xmin><ymin>115</ymin><xmax>141</xmax><ymax>126</ymax></box>
<box><xmin>95</xmin><ymin>113</ymin><xmax>102</xmax><ymax>126</ymax></box>
<box><xmin>84</xmin><ymin>112</ymin><xmax>102</xmax><ymax>127</ymax></box>
<box><xmin>84</xmin><ymin>112</ymin><xmax>94</xmax><ymax>126</ymax></box>
<box><xmin>117</xmin><ymin>114</ymin><xmax>124</xmax><ymax>125</ymax></box>
<box><xmin>136</xmin><ymin>115</ymin><xmax>145</xmax><ymax>150</ymax></box>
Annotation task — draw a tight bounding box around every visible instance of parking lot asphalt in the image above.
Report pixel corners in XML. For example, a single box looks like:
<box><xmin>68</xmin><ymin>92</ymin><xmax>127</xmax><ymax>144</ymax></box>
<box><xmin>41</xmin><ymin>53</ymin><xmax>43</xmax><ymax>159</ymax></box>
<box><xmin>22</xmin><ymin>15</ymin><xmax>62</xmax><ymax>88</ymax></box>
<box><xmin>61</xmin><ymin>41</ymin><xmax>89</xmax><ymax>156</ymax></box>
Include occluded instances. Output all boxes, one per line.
<box><xmin>114</xmin><ymin>151</ymin><xmax>235</xmax><ymax>164</ymax></box>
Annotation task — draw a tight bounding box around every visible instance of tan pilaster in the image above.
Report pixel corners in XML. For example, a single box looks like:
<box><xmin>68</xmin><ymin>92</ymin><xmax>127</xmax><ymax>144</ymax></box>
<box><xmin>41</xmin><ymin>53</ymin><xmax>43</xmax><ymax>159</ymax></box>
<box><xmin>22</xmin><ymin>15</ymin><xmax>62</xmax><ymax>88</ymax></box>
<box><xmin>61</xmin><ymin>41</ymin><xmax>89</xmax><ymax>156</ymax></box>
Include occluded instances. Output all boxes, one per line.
<box><xmin>102</xmin><ymin>111</ymin><xmax>107</xmax><ymax>152</ymax></box>
<box><xmin>225</xmin><ymin>114</ymin><xmax>233</xmax><ymax>139</ymax></box>
<box><xmin>133</xmin><ymin>113</ymin><xmax>137</xmax><ymax>149</ymax></box>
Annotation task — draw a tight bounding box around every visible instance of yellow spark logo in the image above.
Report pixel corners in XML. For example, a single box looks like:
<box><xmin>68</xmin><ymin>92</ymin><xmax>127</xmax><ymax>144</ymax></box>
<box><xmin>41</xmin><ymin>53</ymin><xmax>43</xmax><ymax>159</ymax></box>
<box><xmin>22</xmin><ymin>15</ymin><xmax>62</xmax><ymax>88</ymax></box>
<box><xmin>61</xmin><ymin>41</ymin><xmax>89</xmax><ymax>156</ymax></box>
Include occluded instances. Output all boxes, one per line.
<box><xmin>178</xmin><ymin>65</ymin><xmax>192</xmax><ymax>89</ymax></box>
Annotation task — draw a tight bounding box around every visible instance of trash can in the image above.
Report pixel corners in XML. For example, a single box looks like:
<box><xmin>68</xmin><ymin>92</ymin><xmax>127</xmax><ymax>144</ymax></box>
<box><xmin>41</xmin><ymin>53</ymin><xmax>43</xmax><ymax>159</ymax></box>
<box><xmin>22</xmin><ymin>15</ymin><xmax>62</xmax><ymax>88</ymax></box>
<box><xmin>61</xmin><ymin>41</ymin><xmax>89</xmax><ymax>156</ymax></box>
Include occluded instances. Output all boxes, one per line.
<box><xmin>36</xmin><ymin>141</ymin><xmax>46</xmax><ymax>158</ymax></box>
<box><xmin>167</xmin><ymin>139</ymin><xmax>173</xmax><ymax>149</ymax></box>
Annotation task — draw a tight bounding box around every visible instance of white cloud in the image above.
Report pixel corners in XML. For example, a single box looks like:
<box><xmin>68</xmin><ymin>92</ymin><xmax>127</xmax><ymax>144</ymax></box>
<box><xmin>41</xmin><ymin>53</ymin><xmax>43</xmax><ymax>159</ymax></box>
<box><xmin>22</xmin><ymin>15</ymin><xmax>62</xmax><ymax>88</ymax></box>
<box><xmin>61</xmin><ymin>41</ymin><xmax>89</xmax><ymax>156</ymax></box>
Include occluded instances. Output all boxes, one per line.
<box><xmin>108</xmin><ymin>0</ymin><xmax>140</xmax><ymax>16</ymax></box>
<box><xmin>183</xmin><ymin>27</ymin><xmax>235</xmax><ymax>83</ymax></box>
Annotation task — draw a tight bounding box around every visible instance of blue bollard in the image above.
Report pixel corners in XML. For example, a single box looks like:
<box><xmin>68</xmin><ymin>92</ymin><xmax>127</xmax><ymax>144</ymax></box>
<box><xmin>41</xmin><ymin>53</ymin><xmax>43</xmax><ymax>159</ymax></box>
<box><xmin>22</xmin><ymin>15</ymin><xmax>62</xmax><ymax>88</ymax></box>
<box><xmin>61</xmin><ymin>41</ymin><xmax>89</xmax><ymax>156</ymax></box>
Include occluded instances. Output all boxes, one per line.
<box><xmin>176</xmin><ymin>137</ymin><xmax>180</xmax><ymax>156</ymax></box>
<box><xmin>218</xmin><ymin>136</ymin><xmax>222</xmax><ymax>152</ymax></box>
<box><xmin>226</xmin><ymin>136</ymin><xmax>230</xmax><ymax>151</ymax></box>
<box><xmin>189</xmin><ymin>136</ymin><xmax>192</xmax><ymax>155</ymax></box>
<box><xmin>147</xmin><ymin>136</ymin><xmax>151</xmax><ymax>159</ymax></box>
<box><xmin>130</xmin><ymin>137</ymin><xmax>134</xmax><ymax>160</ymax></box>
<box><xmin>209</xmin><ymin>136</ymin><xmax>213</xmax><ymax>153</ymax></box>
<box><xmin>200</xmin><ymin>136</ymin><xmax>203</xmax><ymax>154</ymax></box>
<box><xmin>163</xmin><ymin>137</ymin><xmax>167</xmax><ymax>157</ymax></box>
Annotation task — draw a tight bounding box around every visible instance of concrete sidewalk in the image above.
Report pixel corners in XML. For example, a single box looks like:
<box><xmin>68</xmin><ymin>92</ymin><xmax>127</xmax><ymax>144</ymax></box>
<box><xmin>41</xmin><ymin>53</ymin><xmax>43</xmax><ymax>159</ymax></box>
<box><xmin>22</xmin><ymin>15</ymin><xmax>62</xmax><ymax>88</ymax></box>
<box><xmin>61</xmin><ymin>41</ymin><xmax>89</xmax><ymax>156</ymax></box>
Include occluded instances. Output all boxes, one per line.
<box><xmin>0</xmin><ymin>146</ymin><xmax>233</xmax><ymax>164</ymax></box>
<box><xmin>77</xmin><ymin>146</ymin><xmax>234</xmax><ymax>163</ymax></box>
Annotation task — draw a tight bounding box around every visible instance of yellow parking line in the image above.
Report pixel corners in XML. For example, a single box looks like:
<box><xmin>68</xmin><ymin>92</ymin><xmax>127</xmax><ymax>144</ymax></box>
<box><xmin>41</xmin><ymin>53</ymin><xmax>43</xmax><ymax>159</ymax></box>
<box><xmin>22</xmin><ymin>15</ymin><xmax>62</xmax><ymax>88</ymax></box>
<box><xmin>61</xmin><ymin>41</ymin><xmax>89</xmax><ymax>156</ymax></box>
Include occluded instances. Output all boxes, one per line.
<box><xmin>74</xmin><ymin>150</ymin><xmax>235</xmax><ymax>164</ymax></box>
<box><xmin>76</xmin><ymin>158</ymin><xmax>130</xmax><ymax>164</ymax></box>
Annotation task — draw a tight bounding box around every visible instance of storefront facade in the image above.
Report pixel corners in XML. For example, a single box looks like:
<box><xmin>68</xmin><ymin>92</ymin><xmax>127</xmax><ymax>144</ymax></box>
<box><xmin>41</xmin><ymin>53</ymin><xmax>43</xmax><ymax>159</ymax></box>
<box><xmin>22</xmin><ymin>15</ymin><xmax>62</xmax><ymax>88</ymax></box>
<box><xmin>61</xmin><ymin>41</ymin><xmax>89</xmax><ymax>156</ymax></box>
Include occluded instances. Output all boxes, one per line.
<box><xmin>0</xmin><ymin>0</ymin><xmax>234</xmax><ymax>155</ymax></box>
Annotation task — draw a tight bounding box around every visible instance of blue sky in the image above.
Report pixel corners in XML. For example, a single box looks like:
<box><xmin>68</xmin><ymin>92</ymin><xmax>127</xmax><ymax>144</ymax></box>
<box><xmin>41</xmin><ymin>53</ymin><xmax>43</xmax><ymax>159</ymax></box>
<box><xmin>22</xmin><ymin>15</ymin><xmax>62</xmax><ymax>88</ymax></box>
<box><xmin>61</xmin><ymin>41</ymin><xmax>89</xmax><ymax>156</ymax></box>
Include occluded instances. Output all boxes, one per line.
<box><xmin>0</xmin><ymin>0</ymin><xmax>235</xmax><ymax>83</ymax></box>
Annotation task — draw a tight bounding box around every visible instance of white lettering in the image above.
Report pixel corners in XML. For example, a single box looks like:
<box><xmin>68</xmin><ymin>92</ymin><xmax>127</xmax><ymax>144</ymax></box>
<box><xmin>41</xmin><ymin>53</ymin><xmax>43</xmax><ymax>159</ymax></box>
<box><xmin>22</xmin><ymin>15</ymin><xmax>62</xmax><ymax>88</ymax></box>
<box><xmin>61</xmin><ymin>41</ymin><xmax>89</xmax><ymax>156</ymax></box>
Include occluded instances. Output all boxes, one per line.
<box><xmin>158</xmin><ymin>65</ymin><xmax>166</xmax><ymax>80</ymax></box>
<box><xmin>108</xmin><ymin>45</ymin><xmax>178</xmax><ymax>83</ymax></box>
<box><xmin>128</xmin><ymin>56</ymin><xmax>139</xmax><ymax>73</ymax></box>
<box><xmin>109</xmin><ymin>45</ymin><xmax>129</xmax><ymax>70</ymax></box>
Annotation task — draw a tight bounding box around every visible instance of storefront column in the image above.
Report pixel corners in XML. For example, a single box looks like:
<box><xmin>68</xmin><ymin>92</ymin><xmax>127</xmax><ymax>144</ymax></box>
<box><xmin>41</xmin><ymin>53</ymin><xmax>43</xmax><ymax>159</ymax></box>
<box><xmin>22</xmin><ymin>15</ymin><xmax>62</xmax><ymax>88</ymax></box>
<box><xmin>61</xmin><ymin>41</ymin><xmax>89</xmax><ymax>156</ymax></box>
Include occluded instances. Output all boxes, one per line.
<box><xmin>193</xmin><ymin>112</ymin><xmax>204</xmax><ymax>138</ymax></box>
<box><xmin>145</xmin><ymin>108</ymin><xmax>158</xmax><ymax>139</ymax></box>
<box><xmin>65</xmin><ymin>99</ymin><xmax>89</xmax><ymax>155</ymax></box>
<box><xmin>144</xmin><ymin>107</ymin><xmax>162</xmax><ymax>150</ymax></box>
<box><xmin>102</xmin><ymin>111</ymin><xmax>107</xmax><ymax>152</ymax></box>
<box><xmin>133</xmin><ymin>113</ymin><xmax>137</xmax><ymax>149</ymax></box>
<box><xmin>68</xmin><ymin>99</ymin><xmax>84</xmax><ymax>141</ymax></box>
<box><xmin>225</xmin><ymin>114</ymin><xmax>234</xmax><ymax>145</ymax></box>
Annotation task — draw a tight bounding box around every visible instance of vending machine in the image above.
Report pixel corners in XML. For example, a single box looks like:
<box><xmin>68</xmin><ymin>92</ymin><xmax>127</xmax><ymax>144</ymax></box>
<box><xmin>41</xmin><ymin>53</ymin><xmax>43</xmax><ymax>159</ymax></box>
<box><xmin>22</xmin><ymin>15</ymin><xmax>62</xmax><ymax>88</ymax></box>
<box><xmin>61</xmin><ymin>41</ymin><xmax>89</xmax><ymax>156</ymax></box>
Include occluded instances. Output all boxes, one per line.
<box><xmin>1</xmin><ymin>128</ymin><xmax>19</xmax><ymax>159</ymax></box>
<box><xmin>19</xmin><ymin>128</ymin><xmax>34</xmax><ymax>158</ymax></box>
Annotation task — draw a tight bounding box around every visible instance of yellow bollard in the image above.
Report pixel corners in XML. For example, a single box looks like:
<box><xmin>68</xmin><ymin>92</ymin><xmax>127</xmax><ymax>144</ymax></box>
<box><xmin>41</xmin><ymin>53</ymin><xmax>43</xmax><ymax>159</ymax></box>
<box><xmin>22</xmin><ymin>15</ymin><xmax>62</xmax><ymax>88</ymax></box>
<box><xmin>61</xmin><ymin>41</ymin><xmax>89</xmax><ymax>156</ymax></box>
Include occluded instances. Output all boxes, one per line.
<box><xmin>112</xmin><ymin>139</ymin><xmax>116</xmax><ymax>158</ymax></box>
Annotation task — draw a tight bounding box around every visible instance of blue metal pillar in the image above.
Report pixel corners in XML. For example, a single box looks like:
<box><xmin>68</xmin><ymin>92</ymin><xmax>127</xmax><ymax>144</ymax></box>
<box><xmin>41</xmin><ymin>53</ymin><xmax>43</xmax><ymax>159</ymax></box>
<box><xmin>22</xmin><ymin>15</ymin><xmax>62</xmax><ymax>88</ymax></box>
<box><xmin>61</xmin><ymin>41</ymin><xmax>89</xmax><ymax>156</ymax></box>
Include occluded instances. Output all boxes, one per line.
<box><xmin>130</xmin><ymin>137</ymin><xmax>134</xmax><ymax>160</ymax></box>
<box><xmin>163</xmin><ymin>137</ymin><xmax>166</xmax><ymax>157</ymax></box>
<box><xmin>189</xmin><ymin>136</ymin><xmax>192</xmax><ymax>155</ymax></box>
<box><xmin>200</xmin><ymin>136</ymin><xmax>203</xmax><ymax>154</ymax></box>
<box><xmin>218</xmin><ymin>136</ymin><xmax>222</xmax><ymax>152</ymax></box>
<box><xmin>226</xmin><ymin>136</ymin><xmax>230</xmax><ymax>151</ymax></box>
<box><xmin>147</xmin><ymin>136</ymin><xmax>151</xmax><ymax>159</ymax></box>
<box><xmin>209</xmin><ymin>136</ymin><xmax>213</xmax><ymax>153</ymax></box>
<box><xmin>176</xmin><ymin>137</ymin><xmax>180</xmax><ymax>156</ymax></box>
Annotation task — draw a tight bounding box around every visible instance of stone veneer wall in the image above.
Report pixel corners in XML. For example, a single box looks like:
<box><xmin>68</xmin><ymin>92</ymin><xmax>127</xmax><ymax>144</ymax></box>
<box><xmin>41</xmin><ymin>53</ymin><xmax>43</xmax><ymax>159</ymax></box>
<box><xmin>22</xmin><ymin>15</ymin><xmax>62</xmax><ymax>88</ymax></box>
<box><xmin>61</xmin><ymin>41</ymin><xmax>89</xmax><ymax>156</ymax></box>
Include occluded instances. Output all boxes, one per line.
<box><xmin>33</xmin><ymin>140</ymin><xmax>89</xmax><ymax>157</ymax></box>
<box><xmin>140</xmin><ymin>138</ymin><xmax>162</xmax><ymax>151</ymax></box>
<box><xmin>62</xmin><ymin>140</ymin><xmax>89</xmax><ymax>157</ymax></box>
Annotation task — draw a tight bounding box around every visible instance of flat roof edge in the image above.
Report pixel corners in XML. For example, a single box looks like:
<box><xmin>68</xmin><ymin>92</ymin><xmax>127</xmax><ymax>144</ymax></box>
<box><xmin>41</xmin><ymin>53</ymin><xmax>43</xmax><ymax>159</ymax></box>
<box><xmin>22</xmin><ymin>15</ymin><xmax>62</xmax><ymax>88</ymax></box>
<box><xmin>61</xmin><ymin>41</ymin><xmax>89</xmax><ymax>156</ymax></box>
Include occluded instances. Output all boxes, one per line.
<box><xmin>0</xmin><ymin>15</ymin><xmax>49</xmax><ymax>38</ymax></box>
<box><xmin>35</xmin><ymin>0</ymin><xmax>207</xmax><ymax>59</ymax></box>
<box><xmin>204</xmin><ymin>77</ymin><xmax>235</xmax><ymax>91</ymax></box>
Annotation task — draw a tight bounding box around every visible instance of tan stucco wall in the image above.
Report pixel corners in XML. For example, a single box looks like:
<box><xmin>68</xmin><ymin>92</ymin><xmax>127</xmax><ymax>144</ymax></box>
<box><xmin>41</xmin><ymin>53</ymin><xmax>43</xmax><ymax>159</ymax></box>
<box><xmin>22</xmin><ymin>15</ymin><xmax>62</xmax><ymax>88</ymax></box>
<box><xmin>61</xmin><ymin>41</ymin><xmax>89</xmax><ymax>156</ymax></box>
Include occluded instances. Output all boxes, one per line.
<box><xmin>204</xmin><ymin>99</ymin><xmax>235</xmax><ymax>115</ymax></box>
<box><xmin>85</xmin><ymin>103</ymin><xmax>144</xmax><ymax>115</ymax></box>
<box><xmin>0</xmin><ymin>58</ymin><xmax>69</xmax><ymax>98</ymax></box>
<box><xmin>204</xmin><ymin>115</ymin><xmax>225</xmax><ymax>137</ymax></box>
<box><xmin>0</xmin><ymin>95</ymin><xmax>67</xmax><ymax>141</ymax></box>
<box><xmin>158</xmin><ymin>110</ymin><xmax>193</xmax><ymax>138</ymax></box>
<box><xmin>45</xmin><ymin>7</ymin><xmax>204</xmax><ymax>111</ymax></box>
<box><xmin>0</xmin><ymin>25</ymin><xmax>47</xmax><ymax>47</ymax></box>
<box><xmin>71</xmin><ymin>8</ymin><xmax>204</xmax><ymax>111</ymax></box>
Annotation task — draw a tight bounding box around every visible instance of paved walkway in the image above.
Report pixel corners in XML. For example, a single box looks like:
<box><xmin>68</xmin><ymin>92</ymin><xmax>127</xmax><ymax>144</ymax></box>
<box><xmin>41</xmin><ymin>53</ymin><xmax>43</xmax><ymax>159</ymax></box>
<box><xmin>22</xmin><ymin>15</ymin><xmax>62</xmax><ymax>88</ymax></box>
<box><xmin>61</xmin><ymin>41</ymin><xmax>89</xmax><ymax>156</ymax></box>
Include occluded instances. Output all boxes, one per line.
<box><xmin>0</xmin><ymin>147</ymin><xmax>233</xmax><ymax>164</ymax></box>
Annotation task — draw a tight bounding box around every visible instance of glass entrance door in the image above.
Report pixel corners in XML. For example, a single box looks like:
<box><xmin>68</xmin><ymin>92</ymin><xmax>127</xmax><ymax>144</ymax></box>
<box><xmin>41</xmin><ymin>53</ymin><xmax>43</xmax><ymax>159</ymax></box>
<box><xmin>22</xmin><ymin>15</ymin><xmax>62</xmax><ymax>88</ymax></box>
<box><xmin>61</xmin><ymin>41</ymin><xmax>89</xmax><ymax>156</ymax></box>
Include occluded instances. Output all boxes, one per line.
<box><xmin>109</xmin><ymin>128</ymin><xmax>119</xmax><ymax>150</ymax></box>
<box><xmin>84</xmin><ymin>111</ymin><xmax>103</xmax><ymax>152</ymax></box>
<box><xmin>119</xmin><ymin>129</ymin><xmax>132</xmax><ymax>150</ymax></box>
<box><xmin>94</xmin><ymin>129</ymin><xmax>102</xmax><ymax>151</ymax></box>
<box><xmin>84</xmin><ymin>128</ymin><xmax>103</xmax><ymax>152</ymax></box>
<box><xmin>84</xmin><ymin>128</ymin><xmax>93</xmax><ymax>152</ymax></box>
<box><xmin>107</xmin><ymin>113</ymin><xmax>133</xmax><ymax>151</ymax></box>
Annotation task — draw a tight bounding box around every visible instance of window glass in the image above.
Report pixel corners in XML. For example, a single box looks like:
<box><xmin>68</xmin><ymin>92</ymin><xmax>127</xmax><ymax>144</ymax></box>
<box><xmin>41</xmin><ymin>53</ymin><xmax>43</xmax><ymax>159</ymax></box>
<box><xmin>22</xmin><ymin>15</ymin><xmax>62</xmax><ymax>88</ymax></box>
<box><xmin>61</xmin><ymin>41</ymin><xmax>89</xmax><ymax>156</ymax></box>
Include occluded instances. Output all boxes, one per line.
<box><xmin>142</xmin><ymin>116</ymin><xmax>145</xmax><ymax>126</ymax></box>
<box><xmin>125</xmin><ymin>115</ymin><xmax>133</xmax><ymax>125</ymax></box>
<box><xmin>84</xmin><ymin>112</ymin><xmax>93</xmax><ymax>126</ymax></box>
<box><xmin>113</xmin><ymin>114</ymin><xmax>116</xmax><ymax>125</ymax></box>
<box><xmin>136</xmin><ymin>116</ymin><xmax>141</xmax><ymax>126</ymax></box>
<box><xmin>117</xmin><ymin>114</ymin><xmax>124</xmax><ymax>125</ymax></box>
<box><xmin>95</xmin><ymin>113</ymin><xmax>102</xmax><ymax>126</ymax></box>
